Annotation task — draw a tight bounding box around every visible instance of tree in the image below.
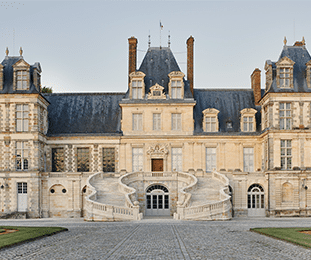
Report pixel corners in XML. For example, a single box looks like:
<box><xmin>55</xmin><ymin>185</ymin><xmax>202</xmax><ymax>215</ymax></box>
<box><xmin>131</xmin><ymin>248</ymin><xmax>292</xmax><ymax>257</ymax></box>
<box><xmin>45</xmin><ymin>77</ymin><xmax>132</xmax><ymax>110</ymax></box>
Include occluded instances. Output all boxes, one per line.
<box><xmin>41</xmin><ymin>86</ymin><xmax>53</xmax><ymax>93</ymax></box>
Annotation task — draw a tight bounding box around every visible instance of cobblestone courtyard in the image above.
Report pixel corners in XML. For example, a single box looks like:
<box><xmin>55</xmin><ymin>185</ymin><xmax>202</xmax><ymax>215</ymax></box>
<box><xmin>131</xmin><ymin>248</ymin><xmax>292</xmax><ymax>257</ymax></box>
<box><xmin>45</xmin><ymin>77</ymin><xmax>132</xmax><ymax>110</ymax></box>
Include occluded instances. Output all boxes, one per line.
<box><xmin>0</xmin><ymin>217</ymin><xmax>311</xmax><ymax>259</ymax></box>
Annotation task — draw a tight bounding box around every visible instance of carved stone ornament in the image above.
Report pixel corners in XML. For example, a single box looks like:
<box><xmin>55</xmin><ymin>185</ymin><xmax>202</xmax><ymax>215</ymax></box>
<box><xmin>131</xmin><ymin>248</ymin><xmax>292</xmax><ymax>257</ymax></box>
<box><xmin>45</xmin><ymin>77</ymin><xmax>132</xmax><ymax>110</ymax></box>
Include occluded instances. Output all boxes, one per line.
<box><xmin>147</xmin><ymin>144</ymin><xmax>169</xmax><ymax>158</ymax></box>
<box><xmin>147</xmin><ymin>83</ymin><xmax>166</xmax><ymax>99</ymax></box>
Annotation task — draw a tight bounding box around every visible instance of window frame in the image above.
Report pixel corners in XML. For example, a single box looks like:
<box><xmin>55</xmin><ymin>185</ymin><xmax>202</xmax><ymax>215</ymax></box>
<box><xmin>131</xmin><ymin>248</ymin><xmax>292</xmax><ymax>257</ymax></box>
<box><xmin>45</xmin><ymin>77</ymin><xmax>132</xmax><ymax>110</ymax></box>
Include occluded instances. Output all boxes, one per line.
<box><xmin>171</xmin><ymin>113</ymin><xmax>182</xmax><ymax>131</ymax></box>
<box><xmin>202</xmin><ymin>108</ymin><xmax>220</xmax><ymax>132</ymax></box>
<box><xmin>52</xmin><ymin>147</ymin><xmax>64</xmax><ymax>172</ymax></box>
<box><xmin>279</xmin><ymin>102</ymin><xmax>292</xmax><ymax>130</ymax></box>
<box><xmin>153</xmin><ymin>113</ymin><xmax>161</xmax><ymax>131</ymax></box>
<box><xmin>132</xmin><ymin>113</ymin><xmax>143</xmax><ymax>131</ymax></box>
<box><xmin>16</xmin><ymin>104</ymin><xmax>29</xmax><ymax>132</ymax></box>
<box><xmin>129</xmin><ymin>71</ymin><xmax>145</xmax><ymax>100</ymax></box>
<box><xmin>102</xmin><ymin>147</ymin><xmax>115</xmax><ymax>172</ymax></box>
<box><xmin>171</xmin><ymin>147</ymin><xmax>182</xmax><ymax>172</ymax></box>
<box><xmin>16</xmin><ymin>141</ymin><xmax>29</xmax><ymax>171</ymax></box>
<box><xmin>276</xmin><ymin>56</ymin><xmax>294</xmax><ymax>89</ymax></box>
<box><xmin>280</xmin><ymin>139</ymin><xmax>292</xmax><ymax>170</ymax></box>
<box><xmin>206</xmin><ymin>147</ymin><xmax>216</xmax><ymax>172</ymax></box>
<box><xmin>132</xmin><ymin>147</ymin><xmax>143</xmax><ymax>172</ymax></box>
<box><xmin>243</xmin><ymin>147</ymin><xmax>254</xmax><ymax>172</ymax></box>
<box><xmin>77</xmin><ymin>147</ymin><xmax>90</xmax><ymax>172</ymax></box>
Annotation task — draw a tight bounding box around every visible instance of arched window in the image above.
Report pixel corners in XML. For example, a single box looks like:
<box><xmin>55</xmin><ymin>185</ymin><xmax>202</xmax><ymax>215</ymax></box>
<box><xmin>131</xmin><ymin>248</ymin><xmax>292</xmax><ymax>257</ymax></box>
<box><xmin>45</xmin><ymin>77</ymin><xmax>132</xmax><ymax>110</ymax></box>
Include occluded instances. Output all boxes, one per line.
<box><xmin>247</xmin><ymin>184</ymin><xmax>264</xmax><ymax>209</ymax></box>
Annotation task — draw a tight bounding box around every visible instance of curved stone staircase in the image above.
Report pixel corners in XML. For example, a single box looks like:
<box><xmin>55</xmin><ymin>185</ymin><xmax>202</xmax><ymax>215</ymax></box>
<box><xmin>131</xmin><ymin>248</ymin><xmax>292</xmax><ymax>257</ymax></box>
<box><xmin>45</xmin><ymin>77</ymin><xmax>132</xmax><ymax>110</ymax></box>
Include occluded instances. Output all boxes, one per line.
<box><xmin>84</xmin><ymin>171</ymin><xmax>231</xmax><ymax>221</ymax></box>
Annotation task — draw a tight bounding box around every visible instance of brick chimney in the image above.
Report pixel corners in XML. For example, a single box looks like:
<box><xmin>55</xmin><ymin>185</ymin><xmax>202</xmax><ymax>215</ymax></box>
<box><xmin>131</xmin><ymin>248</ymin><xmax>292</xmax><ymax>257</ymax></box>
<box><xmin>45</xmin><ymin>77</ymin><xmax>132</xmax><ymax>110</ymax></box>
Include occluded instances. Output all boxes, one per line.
<box><xmin>187</xmin><ymin>36</ymin><xmax>194</xmax><ymax>96</ymax></box>
<box><xmin>251</xmin><ymin>68</ymin><xmax>261</xmax><ymax>106</ymax></box>
<box><xmin>128</xmin><ymin>36</ymin><xmax>138</xmax><ymax>85</ymax></box>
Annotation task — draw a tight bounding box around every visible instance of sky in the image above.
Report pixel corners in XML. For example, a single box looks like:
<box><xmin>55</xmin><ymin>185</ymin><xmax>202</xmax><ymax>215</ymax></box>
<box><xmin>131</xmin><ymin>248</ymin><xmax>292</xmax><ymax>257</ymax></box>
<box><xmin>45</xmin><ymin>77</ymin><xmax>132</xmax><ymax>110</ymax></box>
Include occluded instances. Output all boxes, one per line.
<box><xmin>0</xmin><ymin>1</ymin><xmax>310</xmax><ymax>93</ymax></box>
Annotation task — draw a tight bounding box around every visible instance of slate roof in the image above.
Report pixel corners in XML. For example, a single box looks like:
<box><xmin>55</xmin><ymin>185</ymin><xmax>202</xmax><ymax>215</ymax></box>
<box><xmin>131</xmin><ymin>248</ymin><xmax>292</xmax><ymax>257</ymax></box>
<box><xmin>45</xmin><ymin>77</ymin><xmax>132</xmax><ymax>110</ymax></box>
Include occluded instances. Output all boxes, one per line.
<box><xmin>0</xmin><ymin>56</ymin><xmax>40</xmax><ymax>94</ymax></box>
<box><xmin>43</xmin><ymin>93</ymin><xmax>125</xmax><ymax>136</ymax></box>
<box><xmin>124</xmin><ymin>47</ymin><xmax>193</xmax><ymax>99</ymax></box>
<box><xmin>193</xmin><ymin>89</ymin><xmax>263</xmax><ymax>134</ymax></box>
<box><xmin>265</xmin><ymin>45</ymin><xmax>311</xmax><ymax>94</ymax></box>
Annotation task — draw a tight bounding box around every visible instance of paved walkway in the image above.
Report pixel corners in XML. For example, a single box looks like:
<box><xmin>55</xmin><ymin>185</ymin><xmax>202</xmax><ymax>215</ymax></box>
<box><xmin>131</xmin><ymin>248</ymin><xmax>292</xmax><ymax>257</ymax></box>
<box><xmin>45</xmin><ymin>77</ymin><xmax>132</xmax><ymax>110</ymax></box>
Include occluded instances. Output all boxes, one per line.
<box><xmin>0</xmin><ymin>217</ymin><xmax>311</xmax><ymax>259</ymax></box>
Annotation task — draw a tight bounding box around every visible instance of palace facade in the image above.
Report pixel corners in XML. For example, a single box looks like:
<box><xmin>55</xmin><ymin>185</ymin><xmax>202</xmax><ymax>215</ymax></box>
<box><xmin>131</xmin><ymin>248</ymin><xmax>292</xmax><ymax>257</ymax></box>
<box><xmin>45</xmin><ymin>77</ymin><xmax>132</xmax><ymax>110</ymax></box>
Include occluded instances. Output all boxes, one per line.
<box><xmin>0</xmin><ymin>36</ymin><xmax>311</xmax><ymax>221</ymax></box>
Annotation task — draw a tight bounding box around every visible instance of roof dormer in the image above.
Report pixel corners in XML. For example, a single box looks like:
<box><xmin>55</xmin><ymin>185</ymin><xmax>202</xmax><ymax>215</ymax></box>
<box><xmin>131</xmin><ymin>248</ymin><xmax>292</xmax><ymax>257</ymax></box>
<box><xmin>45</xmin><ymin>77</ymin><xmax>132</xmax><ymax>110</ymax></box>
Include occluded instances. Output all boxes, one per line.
<box><xmin>168</xmin><ymin>71</ymin><xmax>185</xmax><ymax>99</ymax></box>
<box><xmin>12</xmin><ymin>58</ymin><xmax>30</xmax><ymax>91</ymax></box>
<box><xmin>275</xmin><ymin>56</ymin><xmax>295</xmax><ymax>89</ymax></box>
<box><xmin>0</xmin><ymin>63</ymin><xmax>3</xmax><ymax>90</ymax></box>
<box><xmin>33</xmin><ymin>62</ymin><xmax>42</xmax><ymax>91</ymax></box>
<box><xmin>129</xmin><ymin>71</ymin><xmax>145</xmax><ymax>99</ymax></box>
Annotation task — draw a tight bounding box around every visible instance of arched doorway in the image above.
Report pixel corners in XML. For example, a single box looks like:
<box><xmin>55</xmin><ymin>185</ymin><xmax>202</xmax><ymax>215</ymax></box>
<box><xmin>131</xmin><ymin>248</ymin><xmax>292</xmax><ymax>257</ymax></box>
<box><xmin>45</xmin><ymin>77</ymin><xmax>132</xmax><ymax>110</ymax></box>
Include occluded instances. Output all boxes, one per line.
<box><xmin>145</xmin><ymin>184</ymin><xmax>170</xmax><ymax>216</ymax></box>
<box><xmin>247</xmin><ymin>184</ymin><xmax>265</xmax><ymax>217</ymax></box>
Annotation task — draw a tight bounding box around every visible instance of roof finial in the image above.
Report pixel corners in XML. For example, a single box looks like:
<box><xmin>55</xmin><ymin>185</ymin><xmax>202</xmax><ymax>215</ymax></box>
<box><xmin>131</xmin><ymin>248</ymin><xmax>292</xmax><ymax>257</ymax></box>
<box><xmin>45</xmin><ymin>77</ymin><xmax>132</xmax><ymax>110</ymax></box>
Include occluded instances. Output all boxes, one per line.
<box><xmin>148</xmin><ymin>32</ymin><xmax>151</xmax><ymax>48</ymax></box>
<box><xmin>284</xmin><ymin>36</ymin><xmax>287</xmax><ymax>46</ymax></box>
<box><xmin>302</xmin><ymin>36</ymin><xmax>306</xmax><ymax>45</ymax></box>
<box><xmin>19</xmin><ymin>47</ymin><xmax>23</xmax><ymax>56</ymax></box>
<box><xmin>5</xmin><ymin>47</ymin><xmax>9</xmax><ymax>56</ymax></box>
<box><xmin>168</xmin><ymin>31</ymin><xmax>171</xmax><ymax>48</ymax></box>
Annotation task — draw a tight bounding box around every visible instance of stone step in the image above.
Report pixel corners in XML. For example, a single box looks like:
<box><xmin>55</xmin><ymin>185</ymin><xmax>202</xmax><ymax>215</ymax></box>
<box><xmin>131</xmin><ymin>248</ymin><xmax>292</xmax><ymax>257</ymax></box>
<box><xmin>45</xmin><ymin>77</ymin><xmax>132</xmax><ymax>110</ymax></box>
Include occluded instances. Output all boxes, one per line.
<box><xmin>91</xmin><ymin>177</ymin><xmax>126</xmax><ymax>207</ymax></box>
<box><xmin>190</xmin><ymin>176</ymin><xmax>225</xmax><ymax>207</ymax></box>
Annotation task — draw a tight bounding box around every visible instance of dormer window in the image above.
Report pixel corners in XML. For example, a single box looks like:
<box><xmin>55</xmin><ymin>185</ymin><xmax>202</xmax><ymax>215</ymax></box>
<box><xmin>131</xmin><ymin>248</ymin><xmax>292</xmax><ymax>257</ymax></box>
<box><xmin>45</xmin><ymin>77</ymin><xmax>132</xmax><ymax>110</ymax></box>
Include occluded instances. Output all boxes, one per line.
<box><xmin>129</xmin><ymin>71</ymin><xmax>145</xmax><ymax>99</ymax></box>
<box><xmin>240</xmin><ymin>108</ymin><xmax>257</xmax><ymax>132</ymax></box>
<box><xmin>132</xmin><ymin>80</ymin><xmax>142</xmax><ymax>99</ymax></box>
<box><xmin>168</xmin><ymin>71</ymin><xmax>185</xmax><ymax>99</ymax></box>
<box><xmin>276</xmin><ymin>56</ymin><xmax>294</xmax><ymax>89</ymax></box>
<box><xmin>17</xmin><ymin>71</ymin><xmax>28</xmax><ymax>90</ymax></box>
<box><xmin>202</xmin><ymin>108</ymin><xmax>219</xmax><ymax>132</ymax></box>
<box><xmin>171</xmin><ymin>80</ymin><xmax>182</xmax><ymax>98</ymax></box>
<box><xmin>13</xmin><ymin>59</ymin><xmax>30</xmax><ymax>91</ymax></box>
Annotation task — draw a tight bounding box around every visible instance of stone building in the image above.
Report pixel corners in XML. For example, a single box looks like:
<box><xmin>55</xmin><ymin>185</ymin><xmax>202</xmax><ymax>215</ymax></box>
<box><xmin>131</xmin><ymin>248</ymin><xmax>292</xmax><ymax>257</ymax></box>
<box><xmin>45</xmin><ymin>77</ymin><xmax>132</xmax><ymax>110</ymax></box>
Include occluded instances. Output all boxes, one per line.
<box><xmin>0</xmin><ymin>36</ymin><xmax>310</xmax><ymax>221</ymax></box>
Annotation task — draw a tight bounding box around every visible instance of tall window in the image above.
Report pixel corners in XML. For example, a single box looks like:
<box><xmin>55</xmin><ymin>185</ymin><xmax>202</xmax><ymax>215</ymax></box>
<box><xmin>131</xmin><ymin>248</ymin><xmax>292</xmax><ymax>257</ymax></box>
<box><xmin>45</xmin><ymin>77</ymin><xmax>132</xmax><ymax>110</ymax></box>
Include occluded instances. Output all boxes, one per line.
<box><xmin>132</xmin><ymin>80</ymin><xmax>142</xmax><ymax>99</ymax></box>
<box><xmin>16</xmin><ymin>141</ymin><xmax>28</xmax><ymax>170</ymax></box>
<box><xmin>16</xmin><ymin>104</ymin><xmax>29</xmax><ymax>132</ymax></box>
<box><xmin>279</xmin><ymin>68</ymin><xmax>290</xmax><ymax>88</ymax></box>
<box><xmin>243</xmin><ymin>148</ymin><xmax>254</xmax><ymax>172</ymax></box>
<box><xmin>205</xmin><ymin>117</ymin><xmax>216</xmax><ymax>132</ymax></box>
<box><xmin>77</xmin><ymin>148</ymin><xmax>89</xmax><ymax>172</ymax></box>
<box><xmin>206</xmin><ymin>147</ymin><xmax>216</xmax><ymax>172</ymax></box>
<box><xmin>279</xmin><ymin>102</ymin><xmax>291</xmax><ymax>130</ymax></box>
<box><xmin>132</xmin><ymin>147</ymin><xmax>143</xmax><ymax>172</ymax></box>
<box><xmin>171</xmin><ymin>80</ymin><xmax>182</xmax><ymax>98</ymax></box>
<box><xmin>52</xmin><ymin>148</ymin><xmax>64</xmax><ymax>172</ymax></box>
<box><xmin>281</xmin><ymin>140</ymin><xmax>292</xmax><ymax>170</ymax></box>
<box><xmin>171</xmin><ymin>113</ymin><xmax>181</xmax><ymax>131</ymax></box>
<box><xmin>243</xmin><ymin>116</ymin><xmax>253</xmax><ymax>132</ymax></box>
<box><xmin>132</xmin><ymin>113</ymin><xmax>142</xmax><ymax>131</ymax></box>
<box><xmin>153</xmin><ymin>113</ymin><xmax>161</xmax><ymax>131</ymax></box>
<box><xmin>103</xmin><ymin>148</ymin><xmax>115</xmax><ymax>172</ymax></box>
<box><xmin>171</xmin><ymin>147</ymin><xmax>182</xmax><ymax>171</ymax></box>
<box><xmin>17</xmin><ymin>71</ymin><xmax>28</xmax><ymax>90</ymax></box>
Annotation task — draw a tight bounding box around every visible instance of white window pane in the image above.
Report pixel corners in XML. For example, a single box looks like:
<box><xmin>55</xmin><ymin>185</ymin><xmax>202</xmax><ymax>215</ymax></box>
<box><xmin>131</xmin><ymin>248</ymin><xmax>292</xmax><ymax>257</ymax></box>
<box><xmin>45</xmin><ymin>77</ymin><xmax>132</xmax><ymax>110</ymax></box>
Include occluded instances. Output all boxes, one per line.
<box><xmin>23</xmin><ymin>120</ymin><xmax>29</xmax><ymax>131</ymax></box>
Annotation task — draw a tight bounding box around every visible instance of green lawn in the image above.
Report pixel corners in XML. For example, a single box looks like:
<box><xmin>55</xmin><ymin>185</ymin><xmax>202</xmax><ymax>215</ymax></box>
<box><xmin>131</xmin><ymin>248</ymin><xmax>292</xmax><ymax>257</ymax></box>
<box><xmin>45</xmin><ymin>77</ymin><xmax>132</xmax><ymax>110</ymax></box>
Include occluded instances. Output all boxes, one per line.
<box><xmin>0</xmin><ymin>226</ymin><xmax>68</xmax><ymax>249</ymax></box>
<box><xmin>251</xmin><ymin>227</ymin><xmax>311</xmax><ymax>248</ymax></box>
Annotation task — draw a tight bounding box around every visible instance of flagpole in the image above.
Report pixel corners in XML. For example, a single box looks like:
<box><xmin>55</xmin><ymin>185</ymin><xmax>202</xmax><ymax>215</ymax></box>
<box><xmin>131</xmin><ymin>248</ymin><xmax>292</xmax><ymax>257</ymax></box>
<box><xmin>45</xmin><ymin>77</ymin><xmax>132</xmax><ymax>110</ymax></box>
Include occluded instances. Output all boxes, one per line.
<box><xmin>160</xmin><ymin>20</ymin><xmax>162</xmax><ymax>48</ymax></box>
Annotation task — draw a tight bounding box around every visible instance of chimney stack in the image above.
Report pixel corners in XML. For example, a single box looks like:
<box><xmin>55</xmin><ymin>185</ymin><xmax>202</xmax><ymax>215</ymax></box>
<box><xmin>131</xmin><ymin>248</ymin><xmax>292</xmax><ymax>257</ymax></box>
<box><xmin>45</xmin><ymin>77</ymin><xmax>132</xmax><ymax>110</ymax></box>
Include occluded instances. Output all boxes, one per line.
<box><xmin>128</xmin><ymin>36</ymin><xmax>138</xmax><ymax>85</ymax></box>
<box><xmin>251</xmin><ymin>68</ymin><xmax>261</xmax><ymax>105</ymax></box>
<box><xmin>187</xmin><ymin>36</ymin><xmax>194</xmax><ymax>96</ymax></box>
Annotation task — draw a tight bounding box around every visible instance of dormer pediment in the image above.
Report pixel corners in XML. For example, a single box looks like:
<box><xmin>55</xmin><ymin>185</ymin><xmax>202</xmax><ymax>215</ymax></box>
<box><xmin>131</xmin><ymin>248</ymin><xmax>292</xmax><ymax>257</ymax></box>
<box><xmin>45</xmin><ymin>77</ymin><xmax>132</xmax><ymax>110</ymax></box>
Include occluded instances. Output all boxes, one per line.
<box><xmin>240</xmin><ymin>108</ymin><xmax>257</xmax><ymax>115</ymax></box>
<box><xmin>276</xmin><ymin>56</ymin><xmax>295</xmax><ymax>67</ymax></box>
<box><xmin>129</xmin><ymin>71</ymin><xmax>145</xmax><ymax>79</ymax></box>
<box><xmin>168</xmin><ymin>71</ymin><xmax>185</xmax><ymax>79</ymax></box>
<box><xmin>202</xmin><ymin>108</ymin><xmax>220</xmax><ymax>116</ymax></box>
<box><xmin>147</xmin><ymin>83</ymin><xmax>166</xmax><ymax>99</ymax></box>
<box><xmin>13</xmin><ymin>59</ymin><xmax>30</xmax><ymax>69</ymax></box>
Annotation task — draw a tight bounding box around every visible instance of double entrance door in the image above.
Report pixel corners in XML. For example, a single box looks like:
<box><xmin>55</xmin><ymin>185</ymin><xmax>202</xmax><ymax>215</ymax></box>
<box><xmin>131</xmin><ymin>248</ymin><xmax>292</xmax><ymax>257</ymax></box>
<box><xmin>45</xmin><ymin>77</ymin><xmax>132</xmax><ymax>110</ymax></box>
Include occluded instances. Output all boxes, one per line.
<box><xmin>145</xmin><ymin>184</ymin><xmax>170</xmax><ymax>216</ymax></box>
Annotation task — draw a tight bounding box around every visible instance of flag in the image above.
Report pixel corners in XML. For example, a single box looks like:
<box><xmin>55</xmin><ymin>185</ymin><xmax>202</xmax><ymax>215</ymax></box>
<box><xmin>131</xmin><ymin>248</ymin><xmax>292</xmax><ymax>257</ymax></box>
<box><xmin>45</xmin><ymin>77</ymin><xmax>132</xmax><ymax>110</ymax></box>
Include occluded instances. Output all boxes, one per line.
<box><xmin>160</xmin><ymin>21</ymin><xmax>163</xmax><ymax>30</ymax></box>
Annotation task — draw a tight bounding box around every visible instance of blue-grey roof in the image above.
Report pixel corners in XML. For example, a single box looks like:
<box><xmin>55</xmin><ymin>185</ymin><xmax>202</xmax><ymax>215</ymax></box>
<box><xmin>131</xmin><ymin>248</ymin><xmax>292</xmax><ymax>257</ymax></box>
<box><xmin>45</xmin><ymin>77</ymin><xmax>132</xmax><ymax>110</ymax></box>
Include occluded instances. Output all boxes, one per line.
<box><xmin>0</xmin><ymin>56</ymin><xmax>40</xmax><ymax>94</ymax></box>
<box><xmin>193</xmin><ymin>89</ymin><xmax>262</xmax><ymax>134</ymax></box>
<box><xmin>127</xmin><ymin>47</ymin><xmax>193</xmax><ymax>99</ymax></box>
<box><xmin>43</xmin><ymin>93</ymin><xmax>125</xmax><ymax>136</ymax></box>
<box><xmin>266</xmin><ymin>45</ymin><xmax>311</xmax><ymax>94</ymax></box>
